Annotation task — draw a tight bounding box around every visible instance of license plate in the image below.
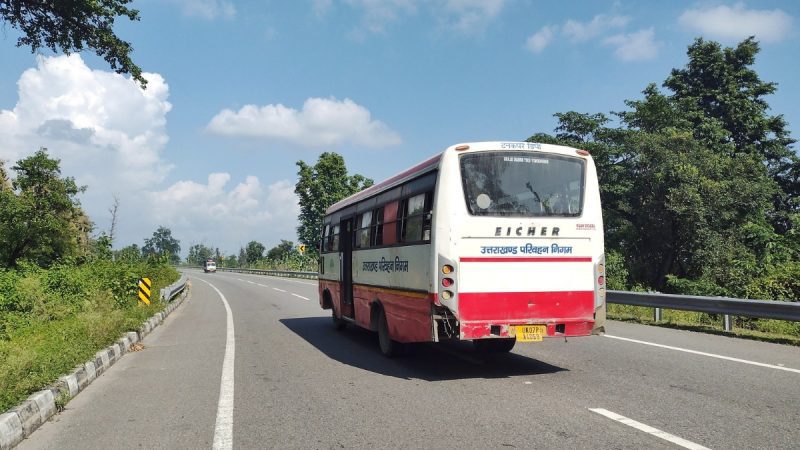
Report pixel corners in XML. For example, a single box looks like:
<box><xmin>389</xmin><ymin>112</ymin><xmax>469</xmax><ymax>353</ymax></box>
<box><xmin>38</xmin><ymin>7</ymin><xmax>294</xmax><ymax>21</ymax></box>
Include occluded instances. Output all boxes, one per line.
<box><xmin>514</xmin><ymin>325</ymin><xmax>546</xmax><ymax>342</ymax></box>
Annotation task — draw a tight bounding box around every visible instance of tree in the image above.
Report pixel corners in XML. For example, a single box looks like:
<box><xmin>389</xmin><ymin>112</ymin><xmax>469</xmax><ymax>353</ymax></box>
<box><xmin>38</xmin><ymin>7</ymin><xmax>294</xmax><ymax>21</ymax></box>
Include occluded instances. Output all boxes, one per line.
<box><xmin>115</xmin><ymin>243</ymin><xmax>142</xmax><ymax>263</ymax></box>
<box><xmin>108</xmin><ymin>195</ymin><xmax>120</xmax><ymax>245</ymax></box>
<box><xmin>0</xmin><ymin>149</ymin><xmax>89</xmax><ymax>267</ymax></box>
<box><xmin>237</xmin><ymin>247</ymin><xmax>246</xmax><ymax>266</ymax></box>
<box><xmin>267</xmin><ymin>240</ymin><xmax>295</xmax><ymax>261</ymax></box>
<box><xmin>245</xmin><ymin>241</ymin><xmax>265</xmax><ymax>265</ymax></box>
<box><xmin>527</xmin><ymin>37</ymin><xmax>798</xmax><ymax>299</ymax></box>
<box><xmin>295</xmin><ymin>152</ymin><xmax>373</xmax><ymax>253</ymax></box>
<box><xmin>621</xmin><ymin>38</ymin><xmax>799</xmax><ymax>232</ymax></box>
<box><xmin>0</xmin><ymin>0</ymin><xmax>147</xmax><ymax>87</ymax></box>
<box><xmin>186</xmin><ymin>243</ymin><xmax>213</xmax><ymax>266</ymax></box>
<box><xmin>143</xmin><ymin>226</ymin><xmax>181</xmax><ymax>264</ymax></box>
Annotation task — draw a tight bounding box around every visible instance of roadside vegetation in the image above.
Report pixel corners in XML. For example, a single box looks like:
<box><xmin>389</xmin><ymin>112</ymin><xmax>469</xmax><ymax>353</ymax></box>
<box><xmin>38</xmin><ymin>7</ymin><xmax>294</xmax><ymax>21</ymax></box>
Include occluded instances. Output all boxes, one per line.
<box><xmin>0</xmin><ymin>150</ymin><xmax>180</xmax><ymax>412</ymax></box>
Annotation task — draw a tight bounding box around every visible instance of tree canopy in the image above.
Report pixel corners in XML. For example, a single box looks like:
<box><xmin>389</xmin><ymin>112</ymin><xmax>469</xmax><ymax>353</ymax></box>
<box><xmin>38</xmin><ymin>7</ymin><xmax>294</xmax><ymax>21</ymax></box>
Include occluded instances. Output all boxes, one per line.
<box><xmin>245</xmin><ymin>241</ymin><xmax>265</xmax><ymax>265</ymax></box>
<box><xmin>295</xmin><ymin>152</ymin><xmax>373</xmax><ymax>254</ymax></box>
<box><xmin>0</xmin><ymin>0</ymin><xmax>146</xmax><ymax>87</ymax></box>
<box><xmin>528</xmin><ymin>37</ymin><xmax>799</xmax><ymax>300</ymax></box>
<box><xmin>187</xmin><ymin>244</ymin><xmax>214</xmax><ymax>266</ymax></box>
<box><xmin>0</xmin><ymin>149</ymin><xmax>89</xmax><ymax>267</ymax></box>
<box><xmin>143</xmin><ymin>226</ymin><xmax>181</xmax><ymax>264</ymax></box>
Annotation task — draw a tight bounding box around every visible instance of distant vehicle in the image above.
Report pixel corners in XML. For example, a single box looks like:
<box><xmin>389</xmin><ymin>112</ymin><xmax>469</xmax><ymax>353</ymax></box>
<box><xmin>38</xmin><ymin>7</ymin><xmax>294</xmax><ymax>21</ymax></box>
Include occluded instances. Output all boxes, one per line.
<box><xmin>204</xmin><ymin>259</ymin><xmax>217</xmax><ymax>273</ymax></box>
<box><xmin>319</xmin><ymin>141</ymin><xmax>606</xmax><ymax>356</ymax></box>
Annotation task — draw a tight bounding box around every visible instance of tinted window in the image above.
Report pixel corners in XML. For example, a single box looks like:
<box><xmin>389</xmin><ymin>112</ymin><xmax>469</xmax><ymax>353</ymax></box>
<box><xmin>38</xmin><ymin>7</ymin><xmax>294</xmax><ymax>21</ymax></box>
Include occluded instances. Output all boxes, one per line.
<box><xmin>460</xmin><ymin>152</ymin><xmax>585</xmax><ymax>217</ymax></box>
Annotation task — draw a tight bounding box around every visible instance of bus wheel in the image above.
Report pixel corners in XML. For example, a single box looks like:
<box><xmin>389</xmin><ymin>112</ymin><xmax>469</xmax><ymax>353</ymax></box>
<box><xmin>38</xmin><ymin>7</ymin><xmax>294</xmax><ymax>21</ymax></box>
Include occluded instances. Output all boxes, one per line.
<box><xmin>332</xmin><ymin>310</ymin><xmax>347</xmax><ymax>331</ymax></box>
<box><xmin>473</xmin><ymin>338</ymin><xmax>516</xmax><ymax>353</ymax></box>
<box><xmin>377</xmin><ymin>309</ymin><xmax>396</xmax><ymax>357</ymax></box>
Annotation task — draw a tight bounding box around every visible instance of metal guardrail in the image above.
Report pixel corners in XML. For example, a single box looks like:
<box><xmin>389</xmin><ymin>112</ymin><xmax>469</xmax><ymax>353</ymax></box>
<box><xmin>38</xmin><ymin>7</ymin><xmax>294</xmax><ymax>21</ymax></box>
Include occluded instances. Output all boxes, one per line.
<box><xmin>607</xmin><ymin>290</ymin><xmax>800</xmax><ymax>321</ymax></box>
<box><xmin>160</xmin><ymin>275</ymin><xmax>187</xmax><ymax>301</ymax></box>
<box><xmin>215</xmin><ymin>267</ymin><xmax>318</xmax><ymax>280</ymax></box>
<box><xmin>210</xmin><ymin>269</ymin><xmax>799</xmax><ymax>331</ymax></box>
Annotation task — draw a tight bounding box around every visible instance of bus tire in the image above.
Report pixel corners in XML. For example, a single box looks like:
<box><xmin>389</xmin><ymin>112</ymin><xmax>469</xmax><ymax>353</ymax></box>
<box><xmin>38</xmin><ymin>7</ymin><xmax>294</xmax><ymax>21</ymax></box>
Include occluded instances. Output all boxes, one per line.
<box><xmin>377</xmin><ymin>309</ymin><xmax>396</xmax><ymax>357</ymax></box>
<box><xmin>473</xmin><ymin>338</ymin><xmax>516</xmax><ymax>353</ymax></box>
<box><xmin>332</xmin><ymin>309</ymin><xmax>347</xmax><ymax>331</ymax></box>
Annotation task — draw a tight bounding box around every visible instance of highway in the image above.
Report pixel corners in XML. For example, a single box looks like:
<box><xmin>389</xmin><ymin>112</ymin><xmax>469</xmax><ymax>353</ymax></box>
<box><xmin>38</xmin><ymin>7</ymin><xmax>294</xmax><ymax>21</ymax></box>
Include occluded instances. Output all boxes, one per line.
<box><xmin>19</xmin><ymin>270</ymin><xmax>800</xmax><ymax>449</ymax></box>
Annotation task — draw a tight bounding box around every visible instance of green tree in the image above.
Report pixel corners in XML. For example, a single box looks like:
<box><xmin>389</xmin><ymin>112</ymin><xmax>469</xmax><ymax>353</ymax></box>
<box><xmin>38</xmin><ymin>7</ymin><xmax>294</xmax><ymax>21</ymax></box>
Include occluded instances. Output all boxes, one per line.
<box><xmin>0</xmin><ymin>0</ymin><xmax>146</xmax><ymax>87</ymax></box>
<box><xmin>143</xmin><ymin>226</ymin><xmax>181</xmax><ymax>264</ymax></box>
<box><xmin>115</xmin><ymin>243</ymin><xmax>142</xmax><ymax>263</ymax></box>
<box><xmin>527</xmin><ymin>37</ymin><xmax>798</xmax><ymax>299</ymax></box>
<box><xmin>245</xmin><ymin>241</ymin><xmax>265</xmax><ymax>265</ymax></box>
<box><xmin>633</xmin><ymin>37</ymin><xmax>799</xmax><ymax>232</ymax></box>
<box><xmin>0</xmin><ymin>149</ymin><xmax>89</xmax><ymax>267</ymax></box>
<box><xmin>186</xmin><ymin>244</ymin><xmax>213</xmax><ymax>266</ymax></box>
<box><xmin>267</xmin><ymin>240</ymin><xmax>295</xmax><ymax>261</ymax></box>
<box><xmin>295</xmin><ymin>152</ymin><xmax>373</xmax><ymax>253</ymax></box>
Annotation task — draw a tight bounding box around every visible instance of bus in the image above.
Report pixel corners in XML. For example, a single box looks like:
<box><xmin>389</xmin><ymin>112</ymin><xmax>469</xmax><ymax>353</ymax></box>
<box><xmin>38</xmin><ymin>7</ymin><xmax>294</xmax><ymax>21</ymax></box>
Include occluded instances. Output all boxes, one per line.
<box><xmin>318</xmin><ymin>141</ymin><xmax>605</xmax><ymax>356</ymax></box>
<box><xmin>204</xmin><ymin>259</ymin><xmax>217</xmax><ymax>273</ymax></box>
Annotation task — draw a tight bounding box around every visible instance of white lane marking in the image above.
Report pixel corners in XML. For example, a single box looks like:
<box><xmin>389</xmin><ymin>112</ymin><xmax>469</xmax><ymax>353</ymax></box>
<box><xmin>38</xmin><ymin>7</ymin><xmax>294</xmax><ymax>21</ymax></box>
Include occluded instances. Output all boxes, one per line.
<box><xmin>605</xmin><ymin>335</ymin><xmax>800</xmax><ymax>374</ymax></box>
<box><xmin>273</xmin><ymin>288</ymin><xmax>286</xmax><ymax>293</ymax></box>
<box><xmin>247</xmin><ymin>281</ymin><xmax>255</xmax><ymax>284</ymax></box>
<box><xmin>194</xmin><ymin>278</ymin><xmax>235</xmax><ymax>450</ymax></box>
<box><xmin>236</xmin><ymin>278</ymin><xmax>245</xmax><ymax>282</ymax></box>
<box><xmin>256</xmin><ymin>284</ymin><xmax>268</xmax><ymax>288</ymax></box>
<box><xmin>589</xmin><ymin>408</ymin><xmax>709</xmax><ymax>450</ymax></box>
<box><xmin>292</xmin><ymin>293</ymin><xmax>309</xmax><ymax>300</ymax></box>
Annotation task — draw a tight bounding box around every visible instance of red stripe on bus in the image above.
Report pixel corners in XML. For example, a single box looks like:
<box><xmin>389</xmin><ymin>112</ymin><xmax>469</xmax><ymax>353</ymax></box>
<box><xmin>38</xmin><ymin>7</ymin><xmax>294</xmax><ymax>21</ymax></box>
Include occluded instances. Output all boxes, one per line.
<box><xmin>458</xmin><ymin>290</ymin><xmax>595</xmax><ymax>322</ymax></box>
<box><xmin>459</xmin><ymin>257</ymin><xmax>592</xmax><ymax>263</ymax></box>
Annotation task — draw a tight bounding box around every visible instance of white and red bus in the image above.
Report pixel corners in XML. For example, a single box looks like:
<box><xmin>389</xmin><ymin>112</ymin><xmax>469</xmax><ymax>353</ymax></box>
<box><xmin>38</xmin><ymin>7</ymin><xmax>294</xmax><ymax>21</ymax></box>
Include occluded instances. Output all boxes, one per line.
<box><xmin>318</xmin><ymin>141</ymin><xmax>606</xmax><ymax>356</ymax></box>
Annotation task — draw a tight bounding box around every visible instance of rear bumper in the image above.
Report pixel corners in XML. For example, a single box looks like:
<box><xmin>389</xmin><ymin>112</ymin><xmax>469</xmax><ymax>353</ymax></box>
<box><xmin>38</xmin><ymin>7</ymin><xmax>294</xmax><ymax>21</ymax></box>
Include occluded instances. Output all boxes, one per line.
<box><xmin>460</xmin><ymin>319</ymin><xmax>594</xmax><ymax>340</ymax></box>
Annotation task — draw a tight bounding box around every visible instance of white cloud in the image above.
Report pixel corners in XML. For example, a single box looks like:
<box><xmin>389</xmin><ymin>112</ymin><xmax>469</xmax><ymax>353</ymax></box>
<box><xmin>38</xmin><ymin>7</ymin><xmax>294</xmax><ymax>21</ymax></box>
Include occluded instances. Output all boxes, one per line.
<box><xmin>525</xmin><ymin>13</ymin><xmax>659</xmax><ymax>61</ymax></box>
<box><xmin>562</xmin><ymin>14</ymin><xmax>630</xmax><ymax>42</ymax></box>
<box><xmin>313</xmin><ymin>0</ymin><xmax>333</xmax><ymax>18</ymax></box>
<box><xmin>332</xmin><ymin>0</ymin><xmax>507</xmax><ymax>35</ymax></box>
<box><xmin>439</xmin><ymin>0</ymin><xmax>507</xmax><ymax>32</ymax></box>
<box><xmin>525</xmin><ymin>25</ymin><xmax>557</xmax><ymax>53</ymax></box>
<box><xmin>0</xmin><ymin>54</ymin><xmax>298</xmax><ymax>255</ymax></box>
<box><xmin>604</xmin><ymin>28</ymin><xmax>659</xmax><ymax>62</ymax></box>
<box><xmin>206</xmin><ymin>97</ymin><xmax>402</xmax><ymax>148</ymax></box>
<box><xmin>679</xmin><ymin>3</ymin><xmax>793</xmax><ymax>43</ymax></box>
<box><xmin>0</xmin><ymin>54</ymin><xmax>172</xmax><ymax>191</ymax></box>
<box><xmin>344</xmin><ymin>0</ymin><xmax>417</xmax><ymax>33</ymax></box>
<box><xmin>171</xmin><ymin>0</ymin><xmax>236</xmax><ymax>20</ymax></box>
<box><xmin>148</xmin><ymin>175</ymin><xmax>300</xmax><ymax>253</ymax></box>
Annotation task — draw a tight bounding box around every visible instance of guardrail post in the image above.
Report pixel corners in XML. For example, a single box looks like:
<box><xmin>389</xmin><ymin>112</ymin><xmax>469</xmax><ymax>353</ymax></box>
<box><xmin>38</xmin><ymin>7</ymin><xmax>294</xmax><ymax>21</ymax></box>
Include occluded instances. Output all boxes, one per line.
<box><xmin>654</xmin><ymin>307</ymin><xmax>662</xmax><ymax>322</ymax></box>
<box><xmin>723</xmin><ymin>314</ymin><xmax>733</xmax><ymax>332</ymax></box>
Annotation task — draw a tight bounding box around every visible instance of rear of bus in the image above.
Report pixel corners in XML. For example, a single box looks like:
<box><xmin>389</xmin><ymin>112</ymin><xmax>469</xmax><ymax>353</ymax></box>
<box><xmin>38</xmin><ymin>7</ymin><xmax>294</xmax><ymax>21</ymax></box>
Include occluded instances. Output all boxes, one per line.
<box><xmin>433</xmin><ymin>142</ymin><xmax>605</xmax><ymax>347</ymax></box>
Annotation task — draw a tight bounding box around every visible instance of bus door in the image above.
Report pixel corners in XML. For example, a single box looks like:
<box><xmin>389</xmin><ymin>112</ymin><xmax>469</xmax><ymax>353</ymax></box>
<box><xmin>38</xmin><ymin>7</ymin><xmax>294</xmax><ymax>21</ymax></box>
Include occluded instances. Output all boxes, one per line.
<box><xmin>339</xmin><ymin>217</ymin><xmax>355</xmax><ymax>319</ymax></box>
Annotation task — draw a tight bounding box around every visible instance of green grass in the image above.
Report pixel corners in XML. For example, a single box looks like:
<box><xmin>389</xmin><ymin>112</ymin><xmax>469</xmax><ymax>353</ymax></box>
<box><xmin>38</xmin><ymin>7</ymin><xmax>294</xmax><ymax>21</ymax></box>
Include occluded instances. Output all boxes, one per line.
<box><xmin>0</xmin><ymin>261</ymin><xmax>178</xmax><ymax>412</ymax></box>
<box><xmin>608</xmin><ymin>304</ymin><xmax>800</xmax><ymax>346</ymax></box>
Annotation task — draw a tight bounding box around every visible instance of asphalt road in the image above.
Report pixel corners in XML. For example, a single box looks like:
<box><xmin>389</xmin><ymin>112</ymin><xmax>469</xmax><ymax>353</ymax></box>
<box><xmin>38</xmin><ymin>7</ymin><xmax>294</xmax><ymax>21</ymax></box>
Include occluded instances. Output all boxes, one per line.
<box><xmin>19</xmin><ymin>269</ymin><xmax>800</xmax><ymax>449</ymax></box>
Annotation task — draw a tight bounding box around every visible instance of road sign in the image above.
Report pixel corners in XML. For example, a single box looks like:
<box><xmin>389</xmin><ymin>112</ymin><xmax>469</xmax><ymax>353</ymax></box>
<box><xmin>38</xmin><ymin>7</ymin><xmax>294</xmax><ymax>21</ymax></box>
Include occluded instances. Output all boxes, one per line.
<box><xmin>138</xmin><ymin>277</ymin><xmax>152</xmax><ymax>305</ymax></box>
<box><xmin>298</xmin><ymin>244</ymin><xmax>306</xmax><ymax>254</ymax></box>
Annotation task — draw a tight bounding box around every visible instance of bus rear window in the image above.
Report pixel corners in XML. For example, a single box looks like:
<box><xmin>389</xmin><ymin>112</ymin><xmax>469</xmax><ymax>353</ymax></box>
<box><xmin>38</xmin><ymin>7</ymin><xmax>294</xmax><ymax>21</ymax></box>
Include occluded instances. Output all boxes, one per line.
<box><xmin>460</xmin><ymin>152</ymin><xmax>585</xmax><ymax>217</ymax></box>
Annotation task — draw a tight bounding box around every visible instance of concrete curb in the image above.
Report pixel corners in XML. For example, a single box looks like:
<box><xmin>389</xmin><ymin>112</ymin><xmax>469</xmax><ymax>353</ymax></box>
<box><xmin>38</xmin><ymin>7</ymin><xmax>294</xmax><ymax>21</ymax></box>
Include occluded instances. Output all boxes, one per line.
<box><xmin>0</xmin><ymin>281</ymin><xmax>191</xmax><ymax>450</ymax></box>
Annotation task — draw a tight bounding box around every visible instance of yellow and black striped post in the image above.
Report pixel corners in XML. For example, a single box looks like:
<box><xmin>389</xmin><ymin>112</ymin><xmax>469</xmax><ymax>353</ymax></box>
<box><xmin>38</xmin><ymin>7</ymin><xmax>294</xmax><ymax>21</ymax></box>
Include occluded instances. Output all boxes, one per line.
<box><xmin>138</xmin><ymin>277</ymin><xmax>152</xmax><ymax>305</ymax></box>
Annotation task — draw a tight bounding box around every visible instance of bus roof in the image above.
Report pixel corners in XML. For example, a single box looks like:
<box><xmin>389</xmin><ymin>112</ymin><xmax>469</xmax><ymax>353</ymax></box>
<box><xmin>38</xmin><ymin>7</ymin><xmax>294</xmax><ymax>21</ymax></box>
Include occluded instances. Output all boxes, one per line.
<box><xmin>326</xmin><ymin>152</ymin><xmax>442</xmax><ymax>214</ymax></box>
<box><xmin>324</xmin><ymin>141</ymin><xmax>591</xmax><ymax>215</ymax></box>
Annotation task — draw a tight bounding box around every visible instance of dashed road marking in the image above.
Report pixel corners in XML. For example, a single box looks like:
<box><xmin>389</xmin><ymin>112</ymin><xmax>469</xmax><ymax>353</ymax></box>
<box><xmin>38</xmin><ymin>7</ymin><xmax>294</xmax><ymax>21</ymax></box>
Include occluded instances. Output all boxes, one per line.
<box><xmin>589</xmin><ymin>408</ymin><xmax>709</xmax><ymax>450</ymax></box>
<box><xmin>604</xmin><ymin>335</ymin><xmax>800</xmax><ymax>374</ymax></box>
<box><xmin>273</xmin><ymin>288</ymin><xmax>286</xmax><ymax>293</ymax></box>
<box><xmin>292</xmin><ymin>293</ymin><xmax>309</xmax><ymax>300</ymax></box>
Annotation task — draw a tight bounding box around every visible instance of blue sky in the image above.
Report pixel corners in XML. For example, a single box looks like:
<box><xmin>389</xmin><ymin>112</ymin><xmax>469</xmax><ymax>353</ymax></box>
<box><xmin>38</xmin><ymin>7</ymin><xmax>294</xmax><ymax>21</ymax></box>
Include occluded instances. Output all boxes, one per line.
<box><xmin>0</xmin><ymin>1</ymin><xmax>798</xmax><ymax>257</ymax></box>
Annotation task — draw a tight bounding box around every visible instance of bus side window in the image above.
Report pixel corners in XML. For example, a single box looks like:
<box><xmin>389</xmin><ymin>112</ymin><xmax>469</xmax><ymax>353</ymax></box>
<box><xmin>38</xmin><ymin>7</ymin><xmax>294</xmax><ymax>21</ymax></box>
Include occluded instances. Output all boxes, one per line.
<box><xmin>371</xmin><ymin>207</ymin><xmax>384</xmax><ymax>246</ymax></box>
<box><xmin>331</xmin><ymin>224</ymin><xmax>340</xmax><ymax>252</ymax></box>
<box><xmin>383</xmin><ymin>202</ymin><xmax>399</xmax><ymax>245</ymax></box>
<box><xmin>356</xmin><ymin>211</ymin><xmax>372</xmax><ymax>249</ymax></box>
<box><xmin>321</xmin><ymin>224</ymin><xmax>329</xmax><ymax>253</ymax></box>
<box><xmin>400</xmin><ymin>192</ymin><xmax>429</xmax><ymax>243</ymax></box>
